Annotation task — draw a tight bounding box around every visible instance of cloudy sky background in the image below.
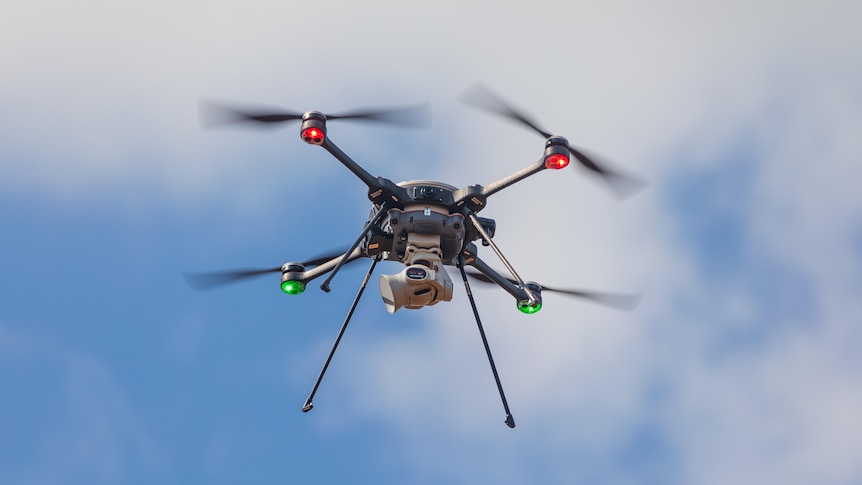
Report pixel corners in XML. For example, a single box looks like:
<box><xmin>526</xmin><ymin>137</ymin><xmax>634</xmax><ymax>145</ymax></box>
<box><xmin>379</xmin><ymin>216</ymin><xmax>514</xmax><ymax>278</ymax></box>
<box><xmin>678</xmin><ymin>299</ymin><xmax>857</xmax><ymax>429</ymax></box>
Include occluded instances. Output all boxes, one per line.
<box><xmin>2</xmin><ymin>0</ymin><xmax>862</xmax><ymax>483</ymax></box>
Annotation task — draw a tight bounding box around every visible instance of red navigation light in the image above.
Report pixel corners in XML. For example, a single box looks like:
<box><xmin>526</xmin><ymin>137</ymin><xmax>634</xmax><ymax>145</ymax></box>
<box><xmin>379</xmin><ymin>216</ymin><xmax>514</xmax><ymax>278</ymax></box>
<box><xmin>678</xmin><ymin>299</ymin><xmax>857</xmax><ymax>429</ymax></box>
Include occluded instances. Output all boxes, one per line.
<box><xmin>544</xmin><ymin>153</ymin><xmax>569</xmax><ymax>170</ymax></box>
<box><xmin>302</xmin><ymin>127</ymin><xmax>325</xmax><ymax>145</ymax></box>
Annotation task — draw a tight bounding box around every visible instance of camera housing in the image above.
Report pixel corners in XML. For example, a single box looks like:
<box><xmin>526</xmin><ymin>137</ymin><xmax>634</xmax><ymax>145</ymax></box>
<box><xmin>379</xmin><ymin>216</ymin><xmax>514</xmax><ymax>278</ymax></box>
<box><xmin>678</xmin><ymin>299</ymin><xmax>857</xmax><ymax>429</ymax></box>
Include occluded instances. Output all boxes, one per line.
<box><xmin>379</xmin><ymin>232</ymin><xmax>453</xmax><ymax>313</ymax></box>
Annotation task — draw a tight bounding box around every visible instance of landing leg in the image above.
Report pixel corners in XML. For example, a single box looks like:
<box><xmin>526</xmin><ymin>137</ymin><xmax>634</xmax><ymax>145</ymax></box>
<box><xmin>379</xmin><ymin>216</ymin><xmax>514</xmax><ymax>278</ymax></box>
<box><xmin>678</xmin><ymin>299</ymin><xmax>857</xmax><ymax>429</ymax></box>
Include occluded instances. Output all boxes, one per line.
<box><xmin>303</xmin><ymin>257</ymin><xmax>380</xmax><ymax>412</ymax></box>
<box><xmin>320</xmin><ymin>203</ymin><xmax>389</xmax><ymax>292</ymax></box>
<box><xmin>457</xmin><ymin>254</ymin><xmax>516</xmax><ymax>428</ymax></box>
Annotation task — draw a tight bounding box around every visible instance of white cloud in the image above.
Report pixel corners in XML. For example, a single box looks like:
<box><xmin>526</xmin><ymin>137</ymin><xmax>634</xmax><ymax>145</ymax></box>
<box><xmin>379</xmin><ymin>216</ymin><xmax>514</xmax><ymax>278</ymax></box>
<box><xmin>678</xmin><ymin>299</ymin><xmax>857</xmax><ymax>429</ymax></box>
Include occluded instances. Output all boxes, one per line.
<box><xmin>4</xmin><ymin>0</ymin><xmax>862</xmax><ymax>483</ymax></box>
<box><xmin>323</xmin><ymin>2</ymin><xmax>862</xmax><ymax>484</ymax></box>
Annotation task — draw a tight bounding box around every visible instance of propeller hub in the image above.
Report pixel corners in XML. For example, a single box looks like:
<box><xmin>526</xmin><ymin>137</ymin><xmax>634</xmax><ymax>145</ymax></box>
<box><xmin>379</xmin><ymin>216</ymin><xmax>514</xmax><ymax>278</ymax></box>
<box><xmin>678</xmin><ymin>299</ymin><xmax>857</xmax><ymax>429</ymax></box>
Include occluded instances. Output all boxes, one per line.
<box><xmin>281</xmin><ymin>262</ymin><xmax>307</xmax><ymax>294</ymax></box>
<box><xmin>543</xmin><ymin>137</ymin><xmax>570</xmax><ymax>170</ymax></box>
<box><xmin>517</xmin><ymin>282</ymin><xmax>543</xmax><ymax>314</ymax></box>
<box><xmin>545</xmin><ymin>135</ymin><xmax>569</xmax><ymax>148</ymax></box>
<box><xmin>301</xmin><ymin>111</ymin><xmax>327</xmax><ymax>145</ymax></box>
<box><xmin>301</xmin><ymin>111</ymin><xmax>326</xmax><ymax>122</ymax></box>
<box><xmin>282</xmin><ymin>262</ymin><xmax>306</xmax><ymax>272</ymax></box>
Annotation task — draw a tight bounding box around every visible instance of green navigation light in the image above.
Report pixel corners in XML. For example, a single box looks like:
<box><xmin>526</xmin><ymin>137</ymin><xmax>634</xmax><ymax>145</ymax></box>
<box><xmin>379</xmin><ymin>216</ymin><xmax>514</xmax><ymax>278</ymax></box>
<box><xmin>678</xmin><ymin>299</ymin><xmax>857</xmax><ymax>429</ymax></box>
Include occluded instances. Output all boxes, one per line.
<box><xmin>517</xmin><ymin>300</ymin><xmax>542</xmax><ymax>314</ymax></box>
<box><xmin>281</xmin><ymin>280</ymin><xmax>305</xmax><ymax>295</ymax></box>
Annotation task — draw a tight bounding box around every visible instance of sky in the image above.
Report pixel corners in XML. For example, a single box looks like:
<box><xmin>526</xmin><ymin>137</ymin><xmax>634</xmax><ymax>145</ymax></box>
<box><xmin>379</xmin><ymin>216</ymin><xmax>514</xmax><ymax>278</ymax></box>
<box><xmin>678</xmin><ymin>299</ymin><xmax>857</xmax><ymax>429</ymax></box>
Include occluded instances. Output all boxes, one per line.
<box><xmin>2</xmin><ymin>0</ymin><xmax>862</xmax><ymax>483</ymax></box>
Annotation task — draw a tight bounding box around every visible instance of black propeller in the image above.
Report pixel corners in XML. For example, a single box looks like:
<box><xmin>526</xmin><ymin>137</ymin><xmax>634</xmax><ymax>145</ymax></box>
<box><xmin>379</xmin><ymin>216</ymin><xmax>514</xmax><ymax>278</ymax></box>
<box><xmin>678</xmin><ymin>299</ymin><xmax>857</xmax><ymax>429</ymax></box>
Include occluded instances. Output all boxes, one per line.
<box><xmin>199</xmin><ymin>101</ymin><xmax>431</xmax><ymax>129</ymax></box>
<box><xmin>457</xmin><ymin>83</ymin><xmax>647</xmax><ymax>199</ymax></box>
<box><xmin>183</xmin><ymin>249</ymin><xmax>347</xmax><ymax>291</ymax></box>
<box><xmin>465</xmin><ymin>270</ymin><xmax>641</xmax><ymax>311</ymax></box>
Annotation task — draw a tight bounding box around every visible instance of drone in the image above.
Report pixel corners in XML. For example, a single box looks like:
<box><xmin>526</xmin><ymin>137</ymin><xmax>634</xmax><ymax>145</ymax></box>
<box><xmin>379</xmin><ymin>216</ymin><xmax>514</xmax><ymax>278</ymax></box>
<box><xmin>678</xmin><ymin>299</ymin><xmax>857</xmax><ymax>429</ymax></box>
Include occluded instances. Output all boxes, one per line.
<box><xmin>186</xmin><ymin>84</ymin><xmax>645</xmax><ymax>428</ymax></box>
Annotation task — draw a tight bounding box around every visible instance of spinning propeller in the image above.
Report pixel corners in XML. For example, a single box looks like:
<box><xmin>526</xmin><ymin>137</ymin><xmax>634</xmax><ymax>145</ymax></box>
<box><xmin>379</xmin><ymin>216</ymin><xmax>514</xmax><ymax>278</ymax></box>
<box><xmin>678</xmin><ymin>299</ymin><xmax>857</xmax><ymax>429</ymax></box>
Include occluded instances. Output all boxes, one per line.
<box><xmin>183</xmin><ymin>249</ymin><xmax>347</xmax><ymax>290</ymax></box>
<box><xmin>465</xmin><ymin>270</ymin><xmax>641</xmax><ymax>311</ymax></box>
<box><xmin>458</xmin><ymin>83</ymin><xmax>647</xmax><ymax>199</ymax></box>
<box><xmin>199</xmin><ymin>101</ymin><xmax>431</xmax><ymax>129</ymax></box>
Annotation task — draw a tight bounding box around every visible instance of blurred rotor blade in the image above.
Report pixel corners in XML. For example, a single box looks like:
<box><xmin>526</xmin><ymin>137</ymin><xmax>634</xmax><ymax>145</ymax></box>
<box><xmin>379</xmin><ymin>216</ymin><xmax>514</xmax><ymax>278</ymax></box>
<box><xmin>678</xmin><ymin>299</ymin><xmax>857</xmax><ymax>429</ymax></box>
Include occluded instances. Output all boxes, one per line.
<box><xmin>458</xmin><ymin>83</ymin><xmax>647</xmax><ymax>199</ymax></box>
<box><xmin>199</xmin><ymin>100</ymin><xmax>430</xmax><ymax>129</ymax></box>
<box><xmin>538</xmin><ymin>284</ymin><xmax>642</xmax><ymax>311</ymax></box>
<box><xmin>458</xmin><ymin>83</ymin><xmax>552</xmax><ymax>138</ymax></box>
<box><xmin>326</xmin><ymin>103</ymin><xmax>431</xmax><ymax>128</ymax></box>
<box><xmin>183</xmin><ymin>247</ymin><xmax>349</xmax><ymax>291</ymax></box>
<box><xmin>464</xmin><ymin>270</ymin><xmax>640</xmax><ymax>311</ymax></box>
<box><xmin>198</xmin><ymin>100</ymin><xmax>304</xmax><ymax>128</ymax></box>
<box><xmin>568</xmin><ymin>146</ymin><xmax>649</xmax><ymax>199</ymax></box>
<box><xmin>183</xmin><ymin>266</ymin><xmax>282</xmax><ymax>290</ymax></box>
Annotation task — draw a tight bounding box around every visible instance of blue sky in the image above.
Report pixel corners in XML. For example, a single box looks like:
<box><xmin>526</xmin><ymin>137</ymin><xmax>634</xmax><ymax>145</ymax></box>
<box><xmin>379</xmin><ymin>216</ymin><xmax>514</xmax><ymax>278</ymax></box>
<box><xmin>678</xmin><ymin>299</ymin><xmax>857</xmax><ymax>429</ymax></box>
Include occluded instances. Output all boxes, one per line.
<box><xmin>3</xmin><ymin>1</ymin><xmax>862</xmax><ymax>484</ymax></box>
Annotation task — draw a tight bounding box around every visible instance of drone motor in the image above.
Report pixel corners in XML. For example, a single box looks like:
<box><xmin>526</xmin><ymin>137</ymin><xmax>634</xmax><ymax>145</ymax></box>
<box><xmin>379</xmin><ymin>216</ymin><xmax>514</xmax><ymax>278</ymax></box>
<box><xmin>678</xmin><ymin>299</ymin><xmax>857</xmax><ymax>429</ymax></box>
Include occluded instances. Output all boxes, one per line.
<box><xmin>517</xmin><ymin>281</ymin><xmax>543</xmax><ymax>314</ymax></box>
<box><xmin>300</xmin><ymin>111</ymin><xmax>326</xmax><ymax>145</ymax></box>
<box><xmin>281</xmin><ymin>262</ymin><xmax>306</xmax><ymax>295</ymax></box>
<box><xmin>543</xmin><ymin>136</ymin><xmax>571</xmax><ymax>170</ymax></box>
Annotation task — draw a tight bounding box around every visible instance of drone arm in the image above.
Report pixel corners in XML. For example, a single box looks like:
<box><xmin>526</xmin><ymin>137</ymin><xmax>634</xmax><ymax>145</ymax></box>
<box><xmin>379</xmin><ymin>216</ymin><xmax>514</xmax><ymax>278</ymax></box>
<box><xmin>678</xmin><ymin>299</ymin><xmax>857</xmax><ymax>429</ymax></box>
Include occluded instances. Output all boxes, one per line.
<box><xmin>463</xmin><ymin>250</ymin><xmax>531</xmax><ymax>303</ymax></box>
<box><xmin>321</xmin><ymin>137</ymin><xmax>410</xmax><ymax>205</ymax></box>
<box><xmin>465</xmin><ymin>214</ymin><xmax>538</xmax><ymax>305</ymax></box>
<box><xmin>452</xmin><ymin>160</ymin><xmax>546</xmax><ymax>212</ymax></box>
<box><xmin>480</xmin><ymin>159</ymin><xmax>546</xmax><ymax>199</ymax></box>
<box><xmin>284</xmin><ymin>247</ymin><xmax>366</xmax><ymax>285</ymax></box>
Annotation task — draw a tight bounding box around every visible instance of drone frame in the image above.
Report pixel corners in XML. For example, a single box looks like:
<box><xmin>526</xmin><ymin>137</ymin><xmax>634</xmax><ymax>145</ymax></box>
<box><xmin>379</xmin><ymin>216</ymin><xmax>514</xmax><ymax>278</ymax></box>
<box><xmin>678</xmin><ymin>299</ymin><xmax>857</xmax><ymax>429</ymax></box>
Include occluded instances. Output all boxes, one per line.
<box><xmin>285</xmin><ymin>114</ymin><xmax>581</xmax><ymax>429</ymax></box>
<box><xmin>192</xmin><ymin>88</ymin><xmax>643</xmax><ymax>428</ymax></box>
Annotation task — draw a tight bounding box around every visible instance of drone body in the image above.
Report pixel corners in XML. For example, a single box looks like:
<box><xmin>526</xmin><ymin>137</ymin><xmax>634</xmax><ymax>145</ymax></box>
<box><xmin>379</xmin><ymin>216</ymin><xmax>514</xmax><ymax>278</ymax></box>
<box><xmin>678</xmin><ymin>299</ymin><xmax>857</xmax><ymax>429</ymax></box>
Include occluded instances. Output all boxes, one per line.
<box><xmin>278</xmin><ymin>106</ymin><xmax>594</xmax><ymax>315</ymax></box>
<box><xmin>188</xmin><ymin>84</ymin><xmax>644</xmax><ymax>428</ymax></box>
